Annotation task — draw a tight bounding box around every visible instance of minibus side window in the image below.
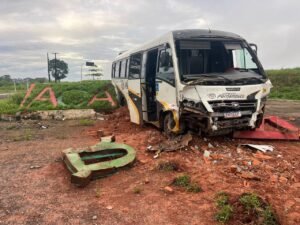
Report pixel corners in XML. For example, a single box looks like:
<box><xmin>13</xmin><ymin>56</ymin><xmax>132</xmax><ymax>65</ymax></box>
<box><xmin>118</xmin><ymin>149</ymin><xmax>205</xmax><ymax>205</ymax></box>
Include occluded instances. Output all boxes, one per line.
<box><xmin>120</xmin><ymin>59</ymin><xmax>127</xmax><ymax>78</ymax></box>
<box><xmin>125</xmin><ymin>59</ymin><xmax>129</xmax><ymax>78</ymax></box>
<box><xmin>112</xmin><ymin>63</ymin><xmax>116</xmax><ymax>78</ymax></box>
<box><xmin>129</xmin><ymin>53</ymin><xmax>142</xmax><ymax>79</ymax></box>
<box><xmin>157</xmin><ymin>47</ymin><xmax>175</xmax><ymax>86</ymax></box>
<box><xmin>115</xmin><ymin>61</ymin><xmax>120</xmax><ymax>78</ymax></box>
<box><xmin>119</xmin><ymin>61</ymin><xmax>123</xmax><ymax>78</ymax></box>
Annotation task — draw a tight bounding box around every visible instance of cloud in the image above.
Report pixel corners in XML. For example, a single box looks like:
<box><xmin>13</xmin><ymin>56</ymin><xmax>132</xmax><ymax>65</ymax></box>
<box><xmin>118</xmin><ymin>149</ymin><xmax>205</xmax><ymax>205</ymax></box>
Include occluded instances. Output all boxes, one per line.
<box><xmin>0</xmin><ymin>0</ymin><xmax>300</xmax><ymax>80</ymax></box>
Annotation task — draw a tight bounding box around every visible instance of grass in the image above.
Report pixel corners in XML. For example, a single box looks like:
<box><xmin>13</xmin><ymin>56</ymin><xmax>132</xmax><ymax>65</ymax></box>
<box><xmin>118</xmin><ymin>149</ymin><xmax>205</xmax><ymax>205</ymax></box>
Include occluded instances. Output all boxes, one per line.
<box><xmin>157</xmin><ymin>160</ymin><xmax>179</xmax><ymax>171</ymax></box>
<box><xmin>216</xmin><ymin>192</ymin><xmax>230</xmax><ymax>207</ymax></box>
<box><xmin>216</xmin><ymin>204</ymin><xmax>233</xmax><ymax>223</ymax></box>
<box><xmin>239</xmin><ymin>193</ymin><xmax>261</xmax><ymax>212</ymax></box>
<box><xmin>172</xmin><ymin>175</ymin><xmax>202</xmax><ymax>193</ymax></box>
<box><xmin>239</xmin><ymin>193</ymin><xmax>279</xmax><ymax>225</ymax></box>
<box><xmin>78</xmin><ymin>119</ymin><xmax>95</xmax><ymax>126</ymax></box>
<box><xmin>0</xmin><ymin>98</ymin><xmax>20</xmax><ymax>115</ymax></box>
<box><xmin>215</xmin><ymin>192</ymin><xmax>233</xmax><ymax>223</ymax></box>
<box><xmin>267</xmin><ymin>68</ymin><xmax>300</xmax><ymax>100</ymax></box>
<box><xmin>261</xmin><ymin>206</ymin><xmax>278</xmax><ymax>225</ymax></box>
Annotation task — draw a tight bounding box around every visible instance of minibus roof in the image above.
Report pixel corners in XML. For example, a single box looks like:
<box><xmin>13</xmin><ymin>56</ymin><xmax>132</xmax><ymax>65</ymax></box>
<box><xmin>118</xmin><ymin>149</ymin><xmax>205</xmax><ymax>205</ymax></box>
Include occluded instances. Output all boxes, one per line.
<box><xmin>172</xmin><ymin>29</ymin><xmax>243</xmax><ymax>40</ymax></box>
<box><xmin>114</xmin><ymin>29</ymin><xmax>244</xmax><ymax>61</ymax></box>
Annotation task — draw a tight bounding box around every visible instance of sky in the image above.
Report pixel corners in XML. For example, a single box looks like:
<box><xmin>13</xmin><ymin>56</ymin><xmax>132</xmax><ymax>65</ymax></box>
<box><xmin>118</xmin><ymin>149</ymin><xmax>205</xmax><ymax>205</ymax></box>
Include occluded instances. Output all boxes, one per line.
<box><xmin>0</xmin><ymin>0</ymin><xmax>299</xmax><ymax>81</ymax></box>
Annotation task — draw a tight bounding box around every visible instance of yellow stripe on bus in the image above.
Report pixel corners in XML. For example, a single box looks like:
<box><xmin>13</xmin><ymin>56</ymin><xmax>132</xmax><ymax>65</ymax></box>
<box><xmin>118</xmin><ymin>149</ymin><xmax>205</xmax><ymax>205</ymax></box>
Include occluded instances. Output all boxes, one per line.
<box><xmin>128</xmin><ymin>89</ymin><xmax>140</xmax><ymax>124</ymax></box>
<box><xmin>128</xmin><ymin>88</ymin><xmax>141</xmax><ymax>97</ymax></box>
<box><xmin>157</xmin><ymin>100</ymin><xmax>180</xmax><ymax>132</ymax></box>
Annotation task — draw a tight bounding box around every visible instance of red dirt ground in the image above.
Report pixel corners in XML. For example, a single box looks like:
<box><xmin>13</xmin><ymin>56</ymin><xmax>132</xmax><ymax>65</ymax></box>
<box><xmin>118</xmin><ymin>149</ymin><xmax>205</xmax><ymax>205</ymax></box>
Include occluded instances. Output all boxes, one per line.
<box><xmin>0</xmin><ymin>106</ymin><xmax>299</xmax><ymax>225</ymax></box>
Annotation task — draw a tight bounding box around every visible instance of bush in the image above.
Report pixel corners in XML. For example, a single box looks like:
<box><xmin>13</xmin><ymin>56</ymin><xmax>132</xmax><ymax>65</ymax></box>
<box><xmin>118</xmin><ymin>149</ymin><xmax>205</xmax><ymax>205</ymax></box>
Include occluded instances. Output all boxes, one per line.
<box><xmin>10</xmin><ymin>92</ymin><xmax>26</xmax><ymax>105</ymax></box>
<box><xmin>0</xmin><ymin>99</ymin><xmax>19</xmax><ymax>114</ymax></box>
<box><xmin>62</xmin><ymin>90</ymin><xmax>91</xmax><ymax>105</ymax></box>
<box><xmin>90</xmin><ymin>100</ymin><xmax>116</xmax><ymax>112</ymax></box>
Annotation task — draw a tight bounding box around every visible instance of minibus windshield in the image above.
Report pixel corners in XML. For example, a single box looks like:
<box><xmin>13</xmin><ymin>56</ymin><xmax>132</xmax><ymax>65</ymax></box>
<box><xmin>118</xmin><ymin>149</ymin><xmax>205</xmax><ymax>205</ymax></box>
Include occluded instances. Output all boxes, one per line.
<box><xmin>177</xmin><ymin>40</ymin><xmax>264</xmax><ymax>82</ymax></box>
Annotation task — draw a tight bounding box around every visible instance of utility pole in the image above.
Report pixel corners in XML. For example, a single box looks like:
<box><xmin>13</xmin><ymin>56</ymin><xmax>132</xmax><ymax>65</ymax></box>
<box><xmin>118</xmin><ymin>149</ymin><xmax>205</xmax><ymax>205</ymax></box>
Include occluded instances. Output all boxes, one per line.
<box><xmin>52</xmin><ymin>52</ymin><xmax>59</xmax><ymax>82</ymax></box>
<box><xmin>47</xmin><ymin>53</ymin><xmax>51</xmax><ymax>82</ymax></box>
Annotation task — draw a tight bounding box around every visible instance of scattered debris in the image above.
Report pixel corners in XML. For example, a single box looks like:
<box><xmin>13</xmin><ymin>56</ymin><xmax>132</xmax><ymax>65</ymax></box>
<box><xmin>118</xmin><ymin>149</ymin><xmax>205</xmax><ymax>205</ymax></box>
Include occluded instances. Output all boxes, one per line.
<box><xmin>279</xmin><ymin>176</ymin><xmax>288</xmax><ymax>184</ymax></box>
<box><xmin>253</xmin><ymin>152</ymin><xmax>273</xmax><ymax>160</ymax></box>
<box><xmin>29</xmin><ymin>165</ymin><xmax>41</xmax><ymax>169</ymax></box>
<box><xmin>239</xmin><ymin>172</ymin><xmax>261</xmax><ymax>181</ymax></box>
<box><xmin>208</xmin><ymin>143</ymin><xmax>214</xmax><ymax>148</ymax></box>
<box><xmin>147</xmin><ymin>133</ymin><xmax>193</xmax><ymax>157</ymax></box>
<box><xmin>100</xmin><ymin>135</ymin><xmax>115</xmax><ymax>142</ymax></box>
<box><xmin>37</xmin><ymin>122</ymin><xmax>49</xmax><ymax>129</ymax></box>
<box><xmin>230</xmin><ymin>165</ymin><xmax>242</xmax><ymax>173</ymax></box>
<box><xmin>92</xmin><ymin>215</ymin><xmax>97</xmax><ymax>220</ymax></box>
<box><xmin>164</xmin><ymin>186</ymin><xmax>174</xmax><ymax>193</ymax></box>
<box><xmin>106</xmin><ymin>206</ymin><xmax>113</xmax><ymax>210</ymax></box>
<box><xmin>203</xmin><ymin>150</ymin><xmax>211</xmax><ymax>158</ymax></box>
<box><xmin>240</xmin><ymin>144</ymin><xmax>274</xmax><ymax>153</ymax></box>
<box><xmin>62</xmin><ymin>137</ymin><xmax>136</xmax><ymax>187</ymax></box>
<box><xmin>97</xmin><ymin>129</ymin><xmax>104</xmax><ymax>138</ymax></box>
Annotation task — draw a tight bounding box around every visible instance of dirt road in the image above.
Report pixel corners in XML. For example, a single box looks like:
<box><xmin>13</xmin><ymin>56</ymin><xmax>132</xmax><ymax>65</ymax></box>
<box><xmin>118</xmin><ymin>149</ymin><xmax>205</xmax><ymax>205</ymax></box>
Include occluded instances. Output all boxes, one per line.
<box><xmin>0</xmin><ymin>100</ymin><xmax>299</xmax><ymax>225</ymax></box>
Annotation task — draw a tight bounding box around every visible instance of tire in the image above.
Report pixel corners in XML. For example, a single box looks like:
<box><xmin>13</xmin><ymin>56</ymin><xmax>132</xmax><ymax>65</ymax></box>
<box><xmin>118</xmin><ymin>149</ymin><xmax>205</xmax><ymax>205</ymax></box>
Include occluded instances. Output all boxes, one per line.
<box><xmin>163</xmin><ymin>113</ymin><xmax>175</xmax><ymax>136</ymax></box>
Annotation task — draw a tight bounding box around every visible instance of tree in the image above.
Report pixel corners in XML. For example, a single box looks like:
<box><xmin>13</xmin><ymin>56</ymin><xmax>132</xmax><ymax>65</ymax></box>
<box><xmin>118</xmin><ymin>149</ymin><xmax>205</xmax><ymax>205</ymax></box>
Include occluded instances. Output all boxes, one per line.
<box><xmin>86</xmin><ymin>67</ymin><xmax>103</xmax><ymax>80</ymax></box>
<box><xmin>49</xmin><ymin>59</ymin><xmax>68</xmax><ymax>82</ymax></box>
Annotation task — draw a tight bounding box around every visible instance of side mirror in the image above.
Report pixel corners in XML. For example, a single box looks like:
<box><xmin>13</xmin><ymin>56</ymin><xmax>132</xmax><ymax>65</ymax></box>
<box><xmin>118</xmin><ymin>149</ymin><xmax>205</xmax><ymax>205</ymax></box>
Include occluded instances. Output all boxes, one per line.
<box><xmin>249</xmin><ymin>43</ymin><xmax>258</xmax><ymax>54</ymax></box>
<box><xmin>160</xmin><ymin>51</ymin><xmax>170</xmax><ymax>68</ymax></box>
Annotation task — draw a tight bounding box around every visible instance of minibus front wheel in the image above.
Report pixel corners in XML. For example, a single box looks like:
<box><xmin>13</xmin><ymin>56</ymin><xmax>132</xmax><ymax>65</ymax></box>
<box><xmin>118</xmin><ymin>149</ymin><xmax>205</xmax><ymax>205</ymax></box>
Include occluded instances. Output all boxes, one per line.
<box><xmin>163</xmin><ymin>113</ymin><xmax>176</xmax><ymax>136</ymax></box>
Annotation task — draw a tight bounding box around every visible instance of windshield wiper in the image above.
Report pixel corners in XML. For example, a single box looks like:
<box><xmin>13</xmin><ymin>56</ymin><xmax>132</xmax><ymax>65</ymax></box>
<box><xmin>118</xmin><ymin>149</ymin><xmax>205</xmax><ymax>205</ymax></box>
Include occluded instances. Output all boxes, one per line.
<box><xmin>234</xmin><ymin>77</ymin><xmax>265</xmax><ymax>84</ymax></box>
<box><xmin>187</xmin><ymin>74</ymin><xmax>232</xmax><ymax>85</ymax></box>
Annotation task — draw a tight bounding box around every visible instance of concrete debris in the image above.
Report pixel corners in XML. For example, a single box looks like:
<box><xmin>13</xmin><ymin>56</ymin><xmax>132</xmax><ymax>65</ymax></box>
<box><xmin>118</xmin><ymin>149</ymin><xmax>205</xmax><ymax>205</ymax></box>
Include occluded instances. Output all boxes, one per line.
<box><xmin>100</xmin><ymin>135</ymin><xmax>115</xmax><ymax>142</ymax></box>
<box><xmin>203</xmin><ymin>150</ymin><xmax>211</xmax><ymax>158</ymax></box>
<box><xmin>208</xmin><ymin>143</ymin><xmax>214</xmax><ymax>148</ymax></box>
<box><xmin>92</xmin><ymin>215</ymin><xmax>97</xmax><ymax>220</ymax></box>
<box><xmin>30</xmin><ymin>165</ymin><xmax>41</xmax><ymax>169</ymax></box>
<box><xmin>37</xmin><ymin>122</ymin><xmax>49</xmax><ymax>129</ymax></box>
<box><xmin>164</xmin><ymin>186</ymin><xmax>174</xmax><ymax>193</ymax></box>
<box><xmin>23</xmin><ymin>109</ymin><xmax>96</xmax><ymax>120</ymax></box>
<box><xmin>241</xmin><ymin>144</ymin><xmax>274</xmax><ymax>153</ymax></box>
<box><xmin>106</xmin><ymin>206</ymin><xmax>113</xmax><ymax>210</ymax></box>
<box><xmin>279</xmin><ymin>176</ymin><xmax>288</xmax><ymax>184</ymax></box>
<box><xmin>230</xmin><ymin>165</ymin><xmax>242</xmax><ymax>173</ymax></box>
<box><xmin>62</xmin><ymin>138</ymin><xmax>136</xmax><ymax>187</ymax></box>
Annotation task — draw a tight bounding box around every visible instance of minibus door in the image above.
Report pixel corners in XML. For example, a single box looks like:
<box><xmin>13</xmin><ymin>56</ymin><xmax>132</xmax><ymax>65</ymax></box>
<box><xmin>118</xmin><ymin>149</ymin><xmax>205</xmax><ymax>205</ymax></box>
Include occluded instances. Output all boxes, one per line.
<box><xmin>144</xmin><ymin>49</ymin><xmax>159</xmax><ymax>121</ymax></box>
<box><xmin>155</xmin><ymin>45</ymin><xmax>177</xmax><ymax>122</ymax></box>
<box><xmin>127</xmin><ymin>53</ymin><xmax>143</xmax><ymax>125</ymax></box>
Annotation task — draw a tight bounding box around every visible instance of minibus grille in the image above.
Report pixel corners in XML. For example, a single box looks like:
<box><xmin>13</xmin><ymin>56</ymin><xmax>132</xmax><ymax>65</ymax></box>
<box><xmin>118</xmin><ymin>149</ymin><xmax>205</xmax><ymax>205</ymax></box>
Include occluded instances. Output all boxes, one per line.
<box><xmin>209</xmin><ymin>100</ymin><xmax>257</xmax><ymax>112</ymax></box>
